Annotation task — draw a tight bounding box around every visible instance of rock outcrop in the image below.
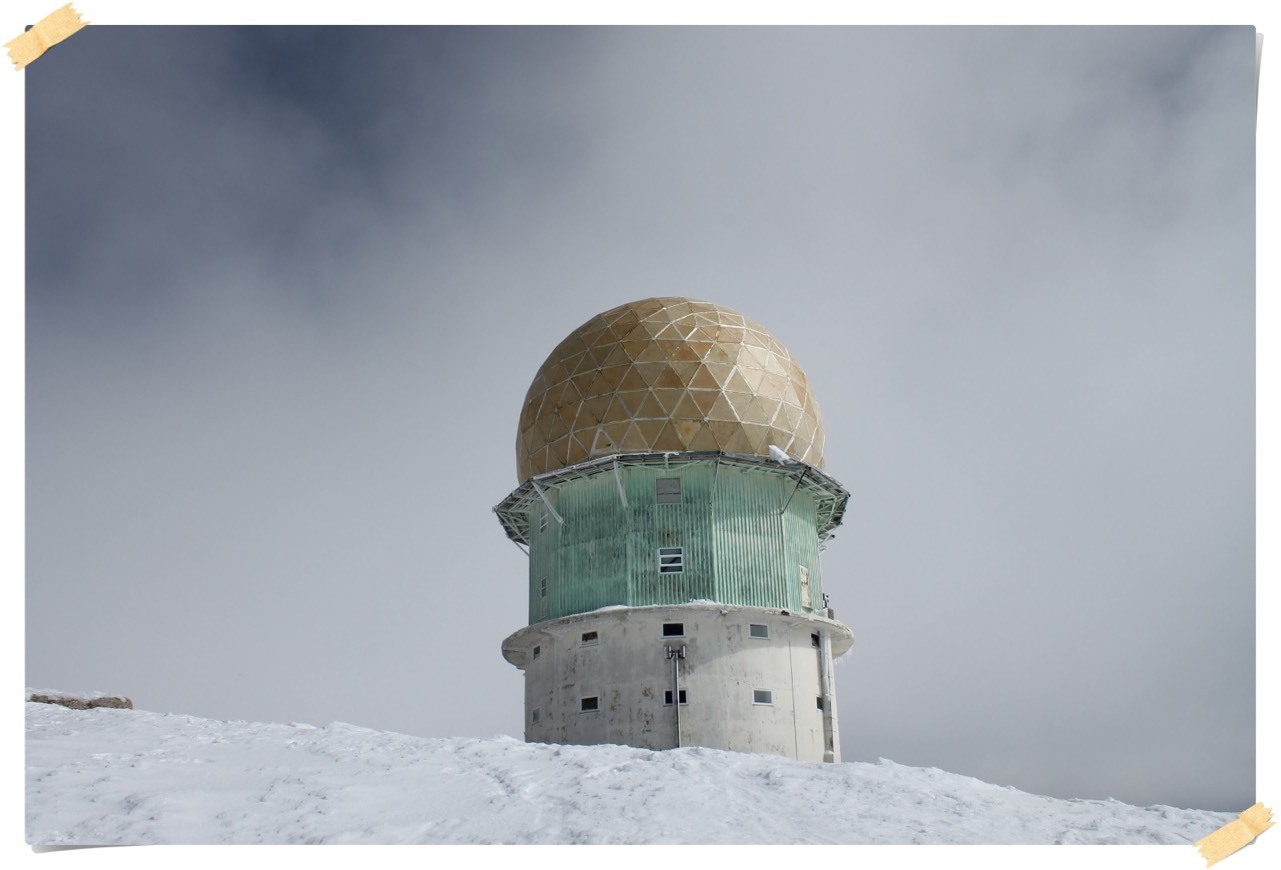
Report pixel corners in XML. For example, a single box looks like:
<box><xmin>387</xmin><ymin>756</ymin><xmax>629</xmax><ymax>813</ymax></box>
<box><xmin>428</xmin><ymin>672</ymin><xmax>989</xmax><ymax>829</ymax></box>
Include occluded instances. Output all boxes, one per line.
<box><xmin>27</xmin><ymin>690</ymin><xmax>133</xmax><ymax>710</ymax></box>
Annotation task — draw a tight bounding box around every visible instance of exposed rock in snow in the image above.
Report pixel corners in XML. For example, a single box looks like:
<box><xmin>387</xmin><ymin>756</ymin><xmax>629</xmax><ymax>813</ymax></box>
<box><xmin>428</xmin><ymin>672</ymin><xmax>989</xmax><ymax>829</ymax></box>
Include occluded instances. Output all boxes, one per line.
<box><xmin>25</xmin><ymin>702</ymin><xmax>1235</xmax><ymax>846</ymax></box>
<box><xmin>26</xmin><ymin>688</ymin><xmax>133</xmax><ymax>710</ymax></box>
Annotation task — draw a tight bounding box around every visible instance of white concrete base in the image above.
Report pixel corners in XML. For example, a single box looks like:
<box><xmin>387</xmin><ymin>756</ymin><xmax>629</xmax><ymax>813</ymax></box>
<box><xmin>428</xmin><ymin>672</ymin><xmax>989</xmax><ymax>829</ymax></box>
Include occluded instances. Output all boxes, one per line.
<box><xmin>502</xmin><ymin>603</ymin><xmax>853</xmax><ymax>762</ymax></box>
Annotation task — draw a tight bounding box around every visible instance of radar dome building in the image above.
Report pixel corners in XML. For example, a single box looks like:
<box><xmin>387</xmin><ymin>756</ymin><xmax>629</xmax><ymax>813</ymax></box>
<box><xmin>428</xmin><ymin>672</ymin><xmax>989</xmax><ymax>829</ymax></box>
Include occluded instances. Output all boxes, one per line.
<box><xmin>496</xmin><ymin>297</ymin><xmax>853</xmax><ymax>762</ymax></box>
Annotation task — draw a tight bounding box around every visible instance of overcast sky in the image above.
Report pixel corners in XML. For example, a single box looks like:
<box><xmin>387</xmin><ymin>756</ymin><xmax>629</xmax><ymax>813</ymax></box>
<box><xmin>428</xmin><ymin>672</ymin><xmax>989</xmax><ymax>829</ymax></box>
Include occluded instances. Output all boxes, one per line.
<box><xmin>24</xmin><ymin>25</ymin><xmax>1257</xmax><ymax>813</ymax></box>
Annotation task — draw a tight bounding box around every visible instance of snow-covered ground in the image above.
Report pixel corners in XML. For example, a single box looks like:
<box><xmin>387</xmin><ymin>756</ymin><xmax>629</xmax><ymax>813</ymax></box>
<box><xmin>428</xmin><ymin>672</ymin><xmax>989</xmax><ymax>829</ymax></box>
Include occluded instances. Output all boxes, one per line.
<box><xmin>25</xmin><ymin>699</ymin><xmax>1236</xmax><ymax>846</ymax></box>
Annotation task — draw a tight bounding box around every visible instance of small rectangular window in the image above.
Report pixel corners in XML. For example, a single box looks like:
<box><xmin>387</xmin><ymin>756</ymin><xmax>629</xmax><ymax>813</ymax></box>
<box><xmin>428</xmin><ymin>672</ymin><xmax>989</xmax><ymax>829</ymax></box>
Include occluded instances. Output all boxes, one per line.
<box><xmin>749</xmin><ymin>623</ymin><xmax>769</xmax><ymax>639</ymax></box>
<box><xmin>580</xmin><ymin>696</ymin><xmax>599</xmax><ymax>712</ymax></box>
<box><xmin>753</xmin><ymin>690</ymin><xmax>773</xmax><ymax>705</ymax></box>
<box><xmin>531</xmin><ymin>645</ymin><xmax>541</xmax><ymax>661</ymax></box>
<box><xmin>816</xmin><ymin>696</ymin><xmax>825</xmax><ymax>710</ymax></box>
<box><xmin>658</xmin><ymin>546</ymin><xmax>684</xmax><ymax>574</ymax></box>
<box><xmin>662</xmin><ymin>622</ymin><xmax>684</xmax><ymax>637</ymax></box>
<box><xmin>581</xmin><ymin>631</ymin><xmax>599</xmax><ymax>646</ymax></box>
<box><xmin>811</xmin><ymin>633</ymin><xmax>821</xmax><ymax>648</ymax></box>
<box><xmin>532</xmin><ymin>707</ymin><xmax>541</xmax><ymax>724</ymax></box>
<box><xmin>656</xmin><ymin>477</ymin><xmax>682</xmax><ymax>503</ymax></box>
<box><xmin>539</xmin><ymin>578</ymin><xmax>548</xmax><ymax>599</ymax></box>
<box><xmin>664</xmin><ymin>689</ymin><xmax>687</xmax><ymax>705</ymax></box>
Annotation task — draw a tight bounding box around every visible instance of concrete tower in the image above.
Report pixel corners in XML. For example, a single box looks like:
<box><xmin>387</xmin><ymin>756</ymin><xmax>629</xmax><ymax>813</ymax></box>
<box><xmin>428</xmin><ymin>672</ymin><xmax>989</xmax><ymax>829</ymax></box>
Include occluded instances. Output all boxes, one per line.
<box><xmin>496</xmin><ymin>297</ymin><xmax>852</xmax><ymax>762</ymax></box>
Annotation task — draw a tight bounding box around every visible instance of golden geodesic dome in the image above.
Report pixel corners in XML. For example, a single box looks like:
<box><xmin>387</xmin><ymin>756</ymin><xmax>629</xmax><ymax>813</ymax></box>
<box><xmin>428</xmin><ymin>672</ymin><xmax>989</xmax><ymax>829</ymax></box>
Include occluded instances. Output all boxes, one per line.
<box><xmin>516</xmin><ymin>297</ymin><xmax>825</xmax><ymax>481</ymax></box>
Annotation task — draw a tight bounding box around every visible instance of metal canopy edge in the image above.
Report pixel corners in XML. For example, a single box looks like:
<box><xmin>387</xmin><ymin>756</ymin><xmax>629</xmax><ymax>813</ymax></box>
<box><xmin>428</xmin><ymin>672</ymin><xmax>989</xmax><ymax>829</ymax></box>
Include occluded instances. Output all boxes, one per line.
<box><xmin>493</xmin><ymin>450</ymin><xmax>849</xmax><ymax>546</ymax></box>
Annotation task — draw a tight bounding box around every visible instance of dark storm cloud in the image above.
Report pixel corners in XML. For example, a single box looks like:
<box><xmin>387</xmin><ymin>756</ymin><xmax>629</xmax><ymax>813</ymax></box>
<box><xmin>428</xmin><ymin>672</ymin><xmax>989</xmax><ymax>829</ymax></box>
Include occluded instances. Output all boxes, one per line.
<box><xmin>26</xmin><ymin>26</ymin><xmax>596</xmax><ymax>334</ymax></box>
<box><xmin>26</xmin><ymin>26</ymin><xmax>1255</xmax><ymax>815</ymax></box>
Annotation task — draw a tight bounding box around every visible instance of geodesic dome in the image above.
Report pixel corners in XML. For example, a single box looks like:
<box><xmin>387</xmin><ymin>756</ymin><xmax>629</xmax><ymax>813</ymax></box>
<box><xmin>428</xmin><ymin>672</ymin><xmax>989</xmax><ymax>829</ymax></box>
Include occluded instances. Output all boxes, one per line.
<box><xmin>516</xmin><ymin>297</ymin><xmax>825</xmax><ymax>481</ymax></box>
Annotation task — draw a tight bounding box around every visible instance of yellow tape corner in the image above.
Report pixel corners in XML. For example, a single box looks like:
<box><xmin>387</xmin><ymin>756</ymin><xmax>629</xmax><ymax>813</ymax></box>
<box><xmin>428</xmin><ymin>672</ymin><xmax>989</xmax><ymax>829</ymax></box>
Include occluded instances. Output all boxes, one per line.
<box><xmin>1196</xmin><ymin>802</ymin><xmax>1274</xmax><ymax>867</ymax></box>
<box><xmin>5</xmin><ymin>4</ymin><xmax>86</xmax><ymax>70</ymax></box>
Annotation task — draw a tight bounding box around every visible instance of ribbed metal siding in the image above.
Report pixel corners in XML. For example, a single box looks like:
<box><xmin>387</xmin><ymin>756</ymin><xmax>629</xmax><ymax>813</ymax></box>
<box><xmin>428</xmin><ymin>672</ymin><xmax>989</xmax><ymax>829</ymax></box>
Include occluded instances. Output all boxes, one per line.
<box><xmin>528</xmin><ymin>474</ymin><xmax>628</xmax><ymax>622</ymax></box>
<box><xmin>781</xmin><ymin>493</ymin><xmax>823</xmax><ymax>606</ymax></box>
<box><xmin>709</xmin><ymin>468</ymin><xmax>820</xmax><ymax>610</ymax></box>
<box><xmin>527</xmin><ymin>461</ymin><xmax>825</xmax><ymax>623</ymax></box>
<box><xmin>624</xmin><ymin>466</ymin><xmax>715</xmax><ymax>606</ymax></box>
<box><xmin>527</xmin><ymin>499</ymin><xmax>558</xmax><ymax>624</ymax></box>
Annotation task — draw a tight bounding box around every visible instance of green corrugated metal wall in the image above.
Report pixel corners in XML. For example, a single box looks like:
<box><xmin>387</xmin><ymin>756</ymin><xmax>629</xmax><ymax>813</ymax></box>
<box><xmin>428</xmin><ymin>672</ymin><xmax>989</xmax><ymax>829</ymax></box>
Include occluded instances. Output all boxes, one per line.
<box><xmin>526</xmin><ymin>461</ymin><xmax>826</xmax><ymax>624</ymax></box>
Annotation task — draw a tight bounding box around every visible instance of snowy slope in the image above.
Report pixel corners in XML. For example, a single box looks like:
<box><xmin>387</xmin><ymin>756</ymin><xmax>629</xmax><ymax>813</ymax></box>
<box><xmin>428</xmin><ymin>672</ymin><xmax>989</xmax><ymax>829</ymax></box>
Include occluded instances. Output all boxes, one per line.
<box><xmin>25</xmin><ymin>701</ymin><xmax>1234</xmax><ymax>846</ymax></box>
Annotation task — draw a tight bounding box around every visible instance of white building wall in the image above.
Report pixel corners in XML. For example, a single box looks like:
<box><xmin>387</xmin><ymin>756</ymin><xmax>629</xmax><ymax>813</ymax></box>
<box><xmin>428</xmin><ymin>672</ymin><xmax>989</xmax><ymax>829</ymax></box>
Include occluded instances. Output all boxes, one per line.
<box><xmin>502</xmin><ymin>604</ymin><xmax>853</xmax><ymax>762</ymax></box>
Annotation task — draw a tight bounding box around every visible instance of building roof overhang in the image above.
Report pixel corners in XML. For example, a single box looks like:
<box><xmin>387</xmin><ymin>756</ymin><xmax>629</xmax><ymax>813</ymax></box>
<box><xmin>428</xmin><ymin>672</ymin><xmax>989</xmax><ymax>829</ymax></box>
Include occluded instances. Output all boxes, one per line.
<box><xmin>493</xmin><ymin>450</ymin><xmax>850</xmax><ymax>547</ymax></box>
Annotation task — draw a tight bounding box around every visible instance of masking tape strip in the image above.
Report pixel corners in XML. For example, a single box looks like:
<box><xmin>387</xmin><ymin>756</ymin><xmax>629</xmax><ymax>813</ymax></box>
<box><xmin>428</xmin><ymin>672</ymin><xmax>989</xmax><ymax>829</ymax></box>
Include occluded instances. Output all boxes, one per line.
<box><xmin>1195</xmin><ymin>802</ymin><xmax>1273</xmax><ymax>866</ymax></box>
<box><xmin>5</xmin><ymin>4</ymin><xmax>86</xmax><ymax>71</ymax></box>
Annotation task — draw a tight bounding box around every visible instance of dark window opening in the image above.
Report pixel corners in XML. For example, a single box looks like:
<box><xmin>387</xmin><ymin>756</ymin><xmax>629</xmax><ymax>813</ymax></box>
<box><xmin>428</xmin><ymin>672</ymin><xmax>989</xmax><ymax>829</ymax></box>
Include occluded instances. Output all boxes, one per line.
<box><xmin>658</xmin><ymin>547</ymin><xmax>684</xmax><ymax>573</ymax></box>
<box><xmin>532</xmin><ymin>707</ymin><xmax>541</xmax><ymax>723</ymax></box>
<box><xmin>662</xmin><ymin>622</ymin><xmax>684</xmax><ymax>637</ymax></box>
<box><xmin>664</xmin><ymin>689</ymin><xmax>688</xmax><ymax>705</ymax></box>
<box><xmin>581</xmin><ymin>631</ymin><xmax>599</xmax><ymax>646</ymax></box>
<box><xmin>753</xmin><ymin>690</ymin><xmax>773</xmax><ymax>705</ymax></box>
<box><xmin>811</xmin><ymin>633</ymin><xmax>820</xmax><ymax>648</ymax></box>
<box><xmin>531</xmin><ymin>645</ymin><xmax>541</xmax><ymax>661</ymax></box>
<box><xmin>749</xmin><ymin>624</ymin><xmax>769</xmax><ymax>639</ymax></box>
<box><xmin>580</xmin><ymin>696</ymin><xmax>599</xmax><ymax>712</ymax></box>
<box><xmin>816</xmin><ymin>696</ymin><xmax>825</xmax><ymax>710</ymax></box>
